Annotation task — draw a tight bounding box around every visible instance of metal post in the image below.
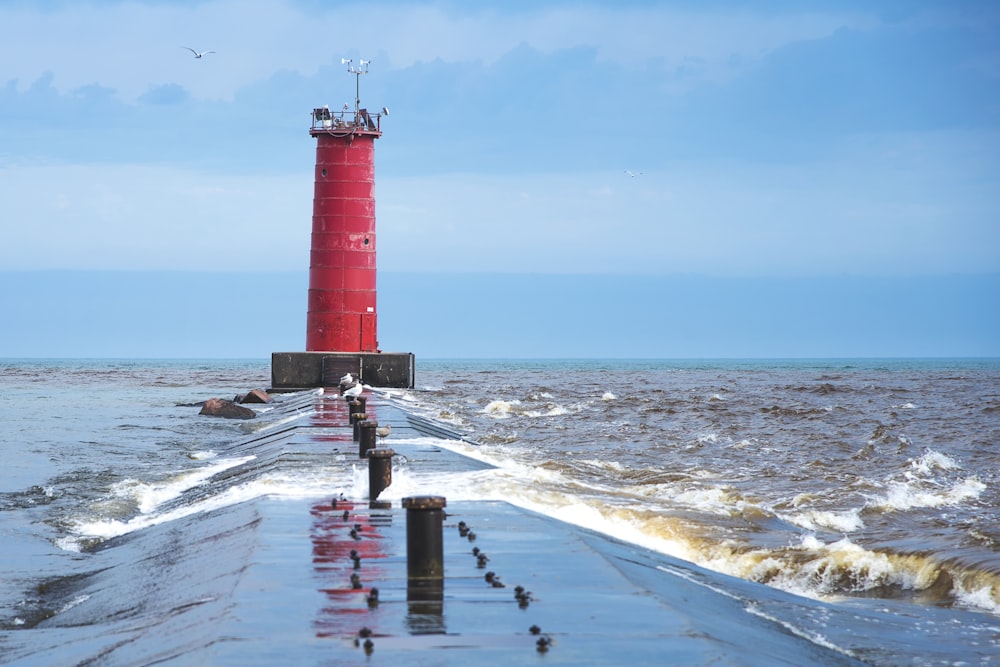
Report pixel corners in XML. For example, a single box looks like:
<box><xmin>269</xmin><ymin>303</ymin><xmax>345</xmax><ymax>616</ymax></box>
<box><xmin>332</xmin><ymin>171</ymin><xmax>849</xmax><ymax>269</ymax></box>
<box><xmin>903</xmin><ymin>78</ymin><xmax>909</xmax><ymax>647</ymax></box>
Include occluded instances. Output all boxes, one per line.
<box><xmin>402</xmin><ymin>496</ymin><xmax>446</xmax><ymax>602</ymax></box>
<box><xmin>367</xmin><ymin>448</ymin><xmax>394</xmax><ymax>500</ymax></box>
<box><xmin>359</xmin><ymin>421</ymin><xmax>378</xmax><ymax>458</ymax></box>
<box><xmin>353</xmin><ymin>413</ymin><xmax>368</xmax><ymax>441</ymax></box>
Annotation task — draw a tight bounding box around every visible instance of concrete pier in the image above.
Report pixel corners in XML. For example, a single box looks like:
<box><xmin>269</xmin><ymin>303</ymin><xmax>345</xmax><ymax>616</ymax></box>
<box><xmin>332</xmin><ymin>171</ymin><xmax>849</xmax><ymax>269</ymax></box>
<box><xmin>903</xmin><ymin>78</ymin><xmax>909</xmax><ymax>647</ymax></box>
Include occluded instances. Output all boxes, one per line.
<box><xmin>271</xmin><ymin>351</ymin><xmax>415</xmax><ymax>389</ymax></box>
<box><xmin>14</xmin><ymin>388</ymin><xmax>867</xmax><ymax>666</ymax></box>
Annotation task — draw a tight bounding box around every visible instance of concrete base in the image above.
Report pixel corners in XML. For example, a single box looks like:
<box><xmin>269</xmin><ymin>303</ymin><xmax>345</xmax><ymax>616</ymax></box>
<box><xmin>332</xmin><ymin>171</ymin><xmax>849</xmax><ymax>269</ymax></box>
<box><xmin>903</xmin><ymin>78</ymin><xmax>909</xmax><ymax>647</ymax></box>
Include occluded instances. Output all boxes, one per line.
<box><xmin>271</xmin><ymin>351</ymin><xmax>415</xmax><ymax>390</ymax></box>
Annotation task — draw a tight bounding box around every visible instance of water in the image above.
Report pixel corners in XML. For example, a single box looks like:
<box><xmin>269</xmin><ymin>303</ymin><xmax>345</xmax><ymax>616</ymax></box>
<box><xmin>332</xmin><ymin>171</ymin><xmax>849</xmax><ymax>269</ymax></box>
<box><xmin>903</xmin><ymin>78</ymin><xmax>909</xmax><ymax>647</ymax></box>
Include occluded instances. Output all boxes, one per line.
<box><xmin>1</xmin><ymin>358</ymin><xmax>999</xmax><ymax>664</ymax></box>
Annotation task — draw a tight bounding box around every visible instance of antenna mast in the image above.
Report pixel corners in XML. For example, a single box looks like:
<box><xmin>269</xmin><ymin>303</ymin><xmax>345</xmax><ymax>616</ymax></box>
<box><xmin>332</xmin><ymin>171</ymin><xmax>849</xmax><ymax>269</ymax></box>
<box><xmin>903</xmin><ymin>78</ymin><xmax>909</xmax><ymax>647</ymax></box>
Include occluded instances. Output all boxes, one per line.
<box><xmin>341</xmin><ymin>58</ymin><xmax>370</xmax><ymax>116</ymax></box>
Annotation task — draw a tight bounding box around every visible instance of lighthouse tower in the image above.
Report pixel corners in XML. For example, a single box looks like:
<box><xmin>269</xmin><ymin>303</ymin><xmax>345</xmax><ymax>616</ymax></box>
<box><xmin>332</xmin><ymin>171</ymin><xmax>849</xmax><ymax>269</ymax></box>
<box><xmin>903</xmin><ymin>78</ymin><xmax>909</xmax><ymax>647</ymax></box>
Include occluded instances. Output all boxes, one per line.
<box><xmin>271</xmin><ymin>60</ymin><xmax>414</xmax><ymax>390</ymax></box>
<box><xmin>306</xmin><ymin>59</ymin><xmax>381</xmax><ymax>353</ymax></box>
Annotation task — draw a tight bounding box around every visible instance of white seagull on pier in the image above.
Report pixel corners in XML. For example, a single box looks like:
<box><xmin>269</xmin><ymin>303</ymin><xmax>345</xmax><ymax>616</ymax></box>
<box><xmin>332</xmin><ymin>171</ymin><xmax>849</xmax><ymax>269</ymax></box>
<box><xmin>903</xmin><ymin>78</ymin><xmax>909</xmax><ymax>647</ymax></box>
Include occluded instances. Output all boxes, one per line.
<box><xmin>340</xmin><ymin>373</ymin><xmax>354</xmax><ymax>384</ymax></box>
<box><xmin>343</xmin><ymin>382</ymin><xmax>364</xmax><ymax>399</ymax></box>
<box><xmin>376</xmin><ymin>423</ymin><xmax>391</xmax><ymax>444</ymax></box>
<box><xmin>182</xmin><ymin>47</ymin><xmax>216</xmax><ymax>59</ymax></box>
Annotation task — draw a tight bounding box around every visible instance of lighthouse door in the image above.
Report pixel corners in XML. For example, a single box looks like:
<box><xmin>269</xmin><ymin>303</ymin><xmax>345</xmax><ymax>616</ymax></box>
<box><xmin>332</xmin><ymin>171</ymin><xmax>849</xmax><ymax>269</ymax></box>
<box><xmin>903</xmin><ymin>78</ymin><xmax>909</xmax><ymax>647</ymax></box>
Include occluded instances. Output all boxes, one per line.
<box><xmin>360</xmin><ymin>312</ymin><xmax>377</xmax><ymax>352</ymax></box>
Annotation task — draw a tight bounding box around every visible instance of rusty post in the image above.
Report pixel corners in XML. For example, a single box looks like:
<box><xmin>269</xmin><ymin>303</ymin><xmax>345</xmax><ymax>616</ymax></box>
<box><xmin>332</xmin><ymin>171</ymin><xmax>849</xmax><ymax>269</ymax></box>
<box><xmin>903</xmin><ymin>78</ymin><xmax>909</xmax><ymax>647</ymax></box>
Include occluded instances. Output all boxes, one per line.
<box><xmin>402</xmin><ymin>496</ymin><xmax>446</xmax><ymax>603</ymax></box>
<box><xmin>352</xmin><ymin>413</ymin><xmax>368</xmax><ymax>440</ymax></box>
<box><xmin>359</xmin><ymin>421</ymin><xmax>378</xmax><ymax>458</ymax></box>
<box><xmin>348</xmin><ymin>400</ymin><xmax>363</xmax><ymax>418</ymax></box>
<box><xmin>367</xmin><ymin>448</ymin><xmax>394</xmax><ymax>500</ymax></box>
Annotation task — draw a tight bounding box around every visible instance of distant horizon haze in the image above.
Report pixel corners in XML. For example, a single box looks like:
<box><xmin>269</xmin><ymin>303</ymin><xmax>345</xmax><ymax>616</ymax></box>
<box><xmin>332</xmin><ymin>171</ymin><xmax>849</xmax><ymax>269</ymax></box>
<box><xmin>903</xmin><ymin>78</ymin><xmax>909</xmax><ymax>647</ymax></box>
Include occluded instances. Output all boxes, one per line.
<box><xmin>2</xmin><ymin>270</ymin><xmax>995</xmax><ymax>360</ymax></box>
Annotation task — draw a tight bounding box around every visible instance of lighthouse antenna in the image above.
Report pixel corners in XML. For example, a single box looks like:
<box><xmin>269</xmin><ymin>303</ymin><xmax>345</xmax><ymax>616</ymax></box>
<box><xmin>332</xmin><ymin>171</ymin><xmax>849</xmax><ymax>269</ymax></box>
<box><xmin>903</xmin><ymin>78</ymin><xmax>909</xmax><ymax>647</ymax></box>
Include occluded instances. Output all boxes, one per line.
<box><xmin>342</xmin><ymin>57</ymin><xmax>370</xmax><ymax>117</ymax></box>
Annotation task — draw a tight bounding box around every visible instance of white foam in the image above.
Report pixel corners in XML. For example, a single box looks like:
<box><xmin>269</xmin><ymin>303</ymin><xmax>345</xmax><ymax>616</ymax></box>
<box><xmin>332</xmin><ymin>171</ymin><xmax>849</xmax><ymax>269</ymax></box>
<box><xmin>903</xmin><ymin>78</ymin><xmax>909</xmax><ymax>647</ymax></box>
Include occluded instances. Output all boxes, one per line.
<box><xmin>58</xmin><ymin>594</ymin><xmax>91</xmax><ymax>614</ymax></box>
<box><xmin>908</xmin><ymin>449</ymin><xmax>959</xmax><ymax>476</ymax></box>
<box><xmin>799</xmin><ymin>534</ymin><xmax>826</xmax><ymax>550</ymax></box>
<box><xmin>385</xmin><ymin>435</ymin><xmax>470</xmax><ymax>450</ymax></box>
<box><xmin>525</xmin><ymin>391</ymin><xmax>554</xmax><ymax>400</ymax></box>
<box><xmin>483</xmin><ymin>399</ymin><xmax>519</xmax><ymax>418</ymax></box>
<box><xmin>111</xmin><ymin>456</ymin><xmax>256</xmax><ymax>514</ymax></box>
<box><xmin>954</xmin><ymin>581</ymin><xmax>1000</xmax><ymax>615</ymax></box>
<box><xmin>786</xmin><ymin>508</ymin><xmax>865</xmax><ymax>533</ymax></box>
<box><xmin>755</xmin><ymin>537</ymin><xmax>938</xmax><ymax>598</ymax></box>
<box><xmin>523</xmin><ymin>404</ymin><xmax>571</xmax><ymax>417</ymax></box>
<box><xmin>580</xmin><ymin>458</ymin><xmax>625</xmax><ymax>472</ymax></box>
<box><xmin>872</xmin><ymin>477</ymin><xmax>985</xmax><ymax>512</ymax></box>
<box><xmin>670</xmin><ymin>485</ymin><xmax>741</xmax><ymax>516</ymax></box>
<box><xmin>67</xmin><ymin>464</ymin><xmax>350</xmax><ymax>547</ymax></box>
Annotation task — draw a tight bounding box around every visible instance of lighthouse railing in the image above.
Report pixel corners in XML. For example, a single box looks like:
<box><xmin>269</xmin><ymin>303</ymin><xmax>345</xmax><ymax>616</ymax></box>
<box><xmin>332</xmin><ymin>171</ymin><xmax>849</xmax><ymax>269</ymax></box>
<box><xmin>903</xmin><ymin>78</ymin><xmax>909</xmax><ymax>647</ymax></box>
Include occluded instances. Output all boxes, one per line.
<box><xmin>311</xmin><ymin>107</ymin><xmax>383</xmax><ymax>133</ymax></box>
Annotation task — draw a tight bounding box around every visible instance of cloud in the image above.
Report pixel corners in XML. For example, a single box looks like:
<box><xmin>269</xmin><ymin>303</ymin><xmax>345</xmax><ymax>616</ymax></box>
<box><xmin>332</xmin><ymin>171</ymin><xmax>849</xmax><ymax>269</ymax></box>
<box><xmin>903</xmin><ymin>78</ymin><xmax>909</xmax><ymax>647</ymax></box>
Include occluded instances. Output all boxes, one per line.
<box><xmin>139</xmin><ymin>83</ymin><xmax>189</xmax><ymax>105</ymax></box>
<box><xmin>377</xmin><ymin>137</ymin><xmax>1000</xmax><ymax>276</ymax></box>
<box><xmin>0</xmin><ymin>162</ymin><xmax>312</xmax><ymax>271</ymax></box>
<box><xmin>0</xmin><ymin>1</ymin><xmax>997</xmax><ymax>279</ymax></box>
<box><xmin>0</xmin><ymin>1</ymin><xmax>872</xmax><ymax>102</ymax></box>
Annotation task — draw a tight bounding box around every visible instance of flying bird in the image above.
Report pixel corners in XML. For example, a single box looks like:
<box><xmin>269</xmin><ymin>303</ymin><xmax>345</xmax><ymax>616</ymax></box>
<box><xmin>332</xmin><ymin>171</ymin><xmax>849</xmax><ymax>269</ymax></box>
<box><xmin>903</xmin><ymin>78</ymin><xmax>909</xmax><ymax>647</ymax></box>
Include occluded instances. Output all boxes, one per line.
<box><xmin>624</xmin><ymin>170</ymin><xmax>643</xmax><ymax>177</ymax></box>
<box><xmin>182</xmin><ymin>47</ymin><xmax>216</xmax><ymax>59</ymax></box>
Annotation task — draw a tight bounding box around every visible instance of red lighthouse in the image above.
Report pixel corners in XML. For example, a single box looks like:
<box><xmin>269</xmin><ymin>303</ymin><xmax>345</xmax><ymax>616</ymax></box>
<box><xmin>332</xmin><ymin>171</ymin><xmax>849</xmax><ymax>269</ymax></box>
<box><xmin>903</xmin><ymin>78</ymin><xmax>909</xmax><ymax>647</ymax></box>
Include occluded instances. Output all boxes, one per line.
<box><xmin>272</xmin><ymin>60</ymin><xmax>414</xmax><ymax>390</ymax></box>
<box><xmin>306</xmin><ymin>60</ymin><xmax>382</xmax><ymax>353</ymax></box>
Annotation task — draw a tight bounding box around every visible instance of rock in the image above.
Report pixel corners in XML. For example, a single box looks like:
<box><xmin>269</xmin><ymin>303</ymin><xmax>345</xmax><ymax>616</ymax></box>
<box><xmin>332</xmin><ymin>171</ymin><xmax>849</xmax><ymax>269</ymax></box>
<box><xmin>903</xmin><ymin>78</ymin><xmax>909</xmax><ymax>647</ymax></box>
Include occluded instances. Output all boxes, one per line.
<box><xmin>235</xmin><ymin>388</ymin><xmax>272</xmax><ymax>404</ymax></box>
<box><xmin>199</xmin><ymin>398</ymin><xmax>256</xmax><ymax>420</ymax></box>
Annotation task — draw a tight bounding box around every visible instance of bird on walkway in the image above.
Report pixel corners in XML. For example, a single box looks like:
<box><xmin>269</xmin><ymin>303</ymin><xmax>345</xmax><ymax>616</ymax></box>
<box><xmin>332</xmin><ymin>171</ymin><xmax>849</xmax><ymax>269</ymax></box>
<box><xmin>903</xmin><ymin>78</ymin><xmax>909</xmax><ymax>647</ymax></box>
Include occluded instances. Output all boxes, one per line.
<box><xmin>376</xmin><ymin>423</ymin><xmax>391</xmax><ymax>444</ymax></box>
<box><xmin>182</xmin><ymin>47</ymin><xmax>216</xmax><ymax>59</ymax></box>
<box><xmin>343</xmin><ymin>382</ymin><xmax>364</xmax><ymax>399</ymax></box>
<box><xmin>340</xmin><ymin>372</ymin><xmax>354</xmax><ymax>385</ymax></box>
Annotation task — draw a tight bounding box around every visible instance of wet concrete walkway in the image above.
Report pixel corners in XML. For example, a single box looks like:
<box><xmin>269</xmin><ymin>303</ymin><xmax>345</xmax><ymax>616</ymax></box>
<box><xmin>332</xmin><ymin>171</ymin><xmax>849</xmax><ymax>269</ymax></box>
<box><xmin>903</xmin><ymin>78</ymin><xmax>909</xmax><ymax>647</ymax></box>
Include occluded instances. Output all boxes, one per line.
<box><xmin>5</xmin><ymin>388</ymin><xmax>868</xmax><ymax>666</ymax></box>
<box><xmin>193</xmin><ymin>388</ymin><xmax>865</xmax><ymax>665</ymax></box>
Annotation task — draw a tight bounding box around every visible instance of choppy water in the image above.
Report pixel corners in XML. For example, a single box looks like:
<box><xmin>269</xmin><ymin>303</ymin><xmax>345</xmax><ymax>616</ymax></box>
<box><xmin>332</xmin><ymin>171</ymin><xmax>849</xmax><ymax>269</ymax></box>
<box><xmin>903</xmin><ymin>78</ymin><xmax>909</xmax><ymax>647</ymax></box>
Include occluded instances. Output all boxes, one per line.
<box><xmin>409</xmin><ymin>359</ymin><xmax>1000</xmax><ymax>612</ymax></box>
<box><xmin>1</xmin><ymin>358</ymin><xmax>999</xmax><ymax>665</ymax></box>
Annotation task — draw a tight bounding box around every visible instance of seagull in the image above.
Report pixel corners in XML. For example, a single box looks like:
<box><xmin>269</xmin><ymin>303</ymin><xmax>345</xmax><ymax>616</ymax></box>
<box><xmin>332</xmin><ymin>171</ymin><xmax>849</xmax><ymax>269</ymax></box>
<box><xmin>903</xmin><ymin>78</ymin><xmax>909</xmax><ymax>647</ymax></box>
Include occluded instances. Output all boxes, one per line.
<box><xmin>376</xmin><ymin>423</ymin><xmax>391</xmax><ymax>444</ymax></box>
<box><xmin>340</xmin><ymin>372</ymin><xmax>354</xmax><ymax>385</ymax></box>
<box><xmin>343</xmin><ymin>382</ymin><xmax>364</xmax><ymax>399</ymax></box>
<box><xmin>624</xmin><ymin>170</ymin><xmax>643</xmax><ymax>177</ymax></box>
<box><xmin>182</xmin><ymin>47</ymin><xmax>216</xmax><ymax>59</ymax></box>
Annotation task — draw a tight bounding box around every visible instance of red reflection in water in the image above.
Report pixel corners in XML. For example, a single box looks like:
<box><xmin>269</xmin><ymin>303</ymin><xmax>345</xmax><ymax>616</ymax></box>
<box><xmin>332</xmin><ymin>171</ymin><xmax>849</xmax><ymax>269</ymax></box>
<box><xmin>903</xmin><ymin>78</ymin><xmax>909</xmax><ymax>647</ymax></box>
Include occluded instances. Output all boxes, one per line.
<box><xmin>310</xmin><ymin>498</ymin><xmax>391</xmax><ymax>638</ymax></box>
<box><xmin>310</xmin><ymin>390</ymin><xmax>351</xmax><ymax>428</ymax></box>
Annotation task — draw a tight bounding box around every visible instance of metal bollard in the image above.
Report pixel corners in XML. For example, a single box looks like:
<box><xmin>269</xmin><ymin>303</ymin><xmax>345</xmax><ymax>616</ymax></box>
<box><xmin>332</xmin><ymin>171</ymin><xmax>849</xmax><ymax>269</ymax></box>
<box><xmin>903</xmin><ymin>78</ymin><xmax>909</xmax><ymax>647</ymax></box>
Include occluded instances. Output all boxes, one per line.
<box><xmin>402</xmin><ymin>496</ymin><xmax>446</xmax><ymax>602</ymax></box>
<box><xmin>352</xmin><ymin>413</ymin><xmax>368</xmax><ymax>440</ymax></box>
<box><xmin>348</xmin><ymin>400</ymin><xmax>363</xmax><ymax>418</ymax></box>
<box><xmin>358</xmin><ymin>421</ymin><xmax>378</xmax><ymax>458</ymax></box>
<box><xmin>367</xmin><ymin>448</ymin><xmax>395</xmax><ymax>500</ymax></box>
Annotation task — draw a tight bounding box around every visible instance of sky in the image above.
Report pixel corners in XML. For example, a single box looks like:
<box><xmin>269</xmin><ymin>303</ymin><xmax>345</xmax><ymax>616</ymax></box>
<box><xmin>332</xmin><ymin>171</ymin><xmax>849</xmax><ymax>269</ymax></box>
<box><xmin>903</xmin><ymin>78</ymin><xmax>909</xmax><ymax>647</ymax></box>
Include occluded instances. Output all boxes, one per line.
<box><xmin>1</xmin><ymin>0</ymin><xmax>998</xmax><ymax>358</ymax></box>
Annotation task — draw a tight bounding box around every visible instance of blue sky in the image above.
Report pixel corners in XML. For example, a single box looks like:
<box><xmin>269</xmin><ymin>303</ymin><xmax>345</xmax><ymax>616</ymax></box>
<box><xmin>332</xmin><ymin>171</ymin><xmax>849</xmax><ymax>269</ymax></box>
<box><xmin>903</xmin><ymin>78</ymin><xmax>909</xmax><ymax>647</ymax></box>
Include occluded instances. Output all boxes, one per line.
<box><xmin>1</xmin><ymin>0</ymin><xmax>998</xmax><ymax>358</ymax></box>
